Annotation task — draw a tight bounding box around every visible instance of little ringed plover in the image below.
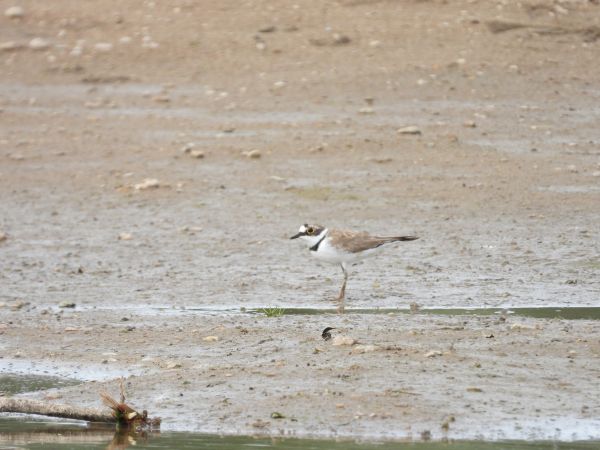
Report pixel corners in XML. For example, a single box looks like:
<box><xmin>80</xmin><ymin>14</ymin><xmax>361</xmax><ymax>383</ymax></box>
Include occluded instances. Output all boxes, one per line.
<box><xmin>290</xmin><ymin>224</ymin><xmax>418</xmax><ymax>311</ymax></box>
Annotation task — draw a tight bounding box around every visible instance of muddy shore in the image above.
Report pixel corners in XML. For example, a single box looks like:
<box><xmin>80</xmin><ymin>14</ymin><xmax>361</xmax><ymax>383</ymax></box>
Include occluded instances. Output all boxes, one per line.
<box><xmin>1</xmin><ymin>0</ymin><xmax>600</xmax><ymax>442</ymax></box>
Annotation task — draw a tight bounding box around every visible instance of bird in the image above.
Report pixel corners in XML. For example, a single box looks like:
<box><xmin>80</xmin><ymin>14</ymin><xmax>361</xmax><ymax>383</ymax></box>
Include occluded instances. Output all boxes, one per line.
<box><xmin>321</xmin><ymin>327</ymin><xmax>335</xmax><ymax>341</ymax></box>
<box><xmin>290</xmin><ymin>224</ymin><xmax>418</xmax><ymax>311</ymax></box>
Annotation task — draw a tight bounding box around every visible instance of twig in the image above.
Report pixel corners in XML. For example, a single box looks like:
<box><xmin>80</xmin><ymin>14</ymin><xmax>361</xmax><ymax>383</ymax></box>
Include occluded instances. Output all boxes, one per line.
<box><xmin>0</xmin><ymin>397</ymin><xmax>114</xmax><ymax>422</ymax></box>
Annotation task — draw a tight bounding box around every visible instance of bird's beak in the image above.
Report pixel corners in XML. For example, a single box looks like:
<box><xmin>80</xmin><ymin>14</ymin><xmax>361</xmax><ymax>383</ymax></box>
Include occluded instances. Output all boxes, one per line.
<box><xmin>290</xmin><ymin>232</ymin><xmax>303</xmax><ymax>240</ymax></box>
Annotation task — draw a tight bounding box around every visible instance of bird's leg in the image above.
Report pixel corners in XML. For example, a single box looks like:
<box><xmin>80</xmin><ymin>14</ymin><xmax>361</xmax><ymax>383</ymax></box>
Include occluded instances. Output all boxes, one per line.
<box><xmin>336</xmin><ymin>264</ymin><xmax>348</xmax><ymax>313</ymax></box>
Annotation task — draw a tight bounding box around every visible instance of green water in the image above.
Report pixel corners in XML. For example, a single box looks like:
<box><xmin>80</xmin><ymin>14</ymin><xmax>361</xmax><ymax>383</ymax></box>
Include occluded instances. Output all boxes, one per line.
<box><xmin>0</xmin><ymin>374</ymin><xmax>80</xmax><ymax>396</ymax></box>
<box><xmin>0</xmin><ymin>419</ymin><xmax>598</xmax><ymax>450</ymax></box>
<box><xmin>249</xmin><ymin>307</ymin><xmax>600</xmax><ymax>320</ymax></box>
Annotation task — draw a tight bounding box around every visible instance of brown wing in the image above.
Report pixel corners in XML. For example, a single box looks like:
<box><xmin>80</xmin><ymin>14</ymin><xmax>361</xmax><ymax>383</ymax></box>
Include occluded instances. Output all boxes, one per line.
<box><xmin>328</xmin><ymin>229</ymin><xmax>388</xmax><ymax>253</ymax></box>
<box><xmin>329</xmin><ymin>229</ymin><xmax>418</xmax><ymax>253</ymax></box>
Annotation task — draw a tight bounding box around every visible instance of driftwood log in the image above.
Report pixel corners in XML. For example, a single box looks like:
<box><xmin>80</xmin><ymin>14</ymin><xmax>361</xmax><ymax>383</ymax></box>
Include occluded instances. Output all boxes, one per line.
<box><xmin>0</xmin><ymin>397</ymin><xmax>115</xmax><ymax>423</ymax></box>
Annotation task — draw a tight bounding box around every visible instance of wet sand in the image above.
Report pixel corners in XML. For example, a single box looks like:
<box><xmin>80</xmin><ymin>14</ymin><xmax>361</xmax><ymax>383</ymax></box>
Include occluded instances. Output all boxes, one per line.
<box><xmin>1</xmin><ymin>0</ymin><xmax>600</xmax><ymax>442</ymax></box>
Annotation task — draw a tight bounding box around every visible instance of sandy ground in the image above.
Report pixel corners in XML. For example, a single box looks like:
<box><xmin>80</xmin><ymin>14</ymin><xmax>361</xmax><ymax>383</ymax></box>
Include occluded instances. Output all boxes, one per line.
<box><xmin>1</xmin><ymin>0</ymin><xmax>600</xmax><ymax>442</ymax></box>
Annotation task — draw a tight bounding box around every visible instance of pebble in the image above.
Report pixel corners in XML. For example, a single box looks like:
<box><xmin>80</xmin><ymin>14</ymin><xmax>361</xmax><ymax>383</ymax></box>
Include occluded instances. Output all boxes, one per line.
<box><xmin>189</xmin><ymin>150</ymin><xmax>205</xmax><ymax>159</ymax></box>
<box><xmin>351</xmin><ymin>344</ymin><xmax>379</xmax><ymax>354</ymax></box>
<box><xmin>118</xmin><ymin>232</ymin><xmax>133</xmax><ymax>241</ymax></box>
<box><xmin>510</xmin><ymin>323</ymin><xmax>536</xmax><ymax>331</ymax></box>
<box><xmin>203</xmin><ymin>335</ymin><xmax>219</xmax><ymax>342</ymax></box>
<box><xmin>29</xmin><ymin>38</ymin><xmax>51</xmax><ymax>51</ymax></box>
<box><xmin>592</xmin><ymin>171</ymin><xmax>600</xmax><ymax>177</ymax></box>
<box><xmin>94</xmin><ymin>42</ymin><xmax>113</xmax><ymax>52</ymax></box>
<box><xmin>463</xmin><ymin>120</ymin><xmax>477</xmax><ymax>128</ymax></box>
<box><xmin>4</xmin><ymin>6</ymin><xmax>24</xmax><ymax>18</ymax></box>
<box><xmin>397</xmin><ymin>126</ymin><xmax>422</xmax><ymax>135</ymax></box>
<box><xmin>332</xmin><ymin>33</ymin><xmax>351</xmax><ymax>45</ymax></box>
<box><xmin>152</xmin><ymin>95</ymin><xmax>171</xmax><ymax>103</ymax></box>
<box><xmin>358</xmin><ymin>107</ymin><xmax>374</xmax><ymax>115</ymax></box>
<box><xmin>8</xmin><ymin>152</ymin><xmax>25</xmax><ymax>161</ymax></box>
<box><xmin>259</xmin><ymin>26</ymin><xmax>276</xmax><ymax>33</ymax></box>
<box><xmin>0</xmin><ymin>231</ymin><xmax>6</xmax><ymax>243</ymax></box>
<box><xmin>332</xmin><ymin>335</ymin><xmax>356</xmax><ymax>346</ymax></box>
<box><xmin>424</xmin><ymin>350</ymin><xmax>442</xmax><ymax>358</ymax></box>
<box><xmin>0</xmin><ymin>41</ymin><xmax>23</xmax><ymax>52</ymax></box>
<box><xmin>10</xmin><ymin>301</ymin><xmax>28</xmax><ymax>311</ymax></box>
<box><xmin>134</xmin><ymin>178</ymin><xmax>160</xmax><ymax>190</ymax></box>
<box><xmin>180</xmin><ymin>142</ymin><xmax>196</xmax><ymax>153</ymax></box>
<box><xmin>166</xmin><ymin>361</ymin><xmax>182</xmax><ymax>369</ymax></box>
<box><xmin>242</xmin><ymin>149</ymin><xmax>261</xmax><ymax>159</ymax></box>
<box><xmin>59</xmin><ymin>301</ymin><xmax>76</xmax><ymax>308</ymax></box>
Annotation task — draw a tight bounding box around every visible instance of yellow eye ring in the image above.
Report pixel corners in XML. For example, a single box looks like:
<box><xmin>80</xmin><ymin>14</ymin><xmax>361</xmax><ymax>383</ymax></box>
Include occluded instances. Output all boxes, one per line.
<box><xmin>307</xmin><ymin>227</ymin><xmax>314</xmax><ymax>235</ymax></box>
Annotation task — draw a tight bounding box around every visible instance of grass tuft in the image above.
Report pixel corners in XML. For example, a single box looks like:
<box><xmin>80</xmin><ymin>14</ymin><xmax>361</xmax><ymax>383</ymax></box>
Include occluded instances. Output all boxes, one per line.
<box><xmin>260</xmin><ymin>307</ymin><xmax>286</xmax><ymax>317</ymax></box>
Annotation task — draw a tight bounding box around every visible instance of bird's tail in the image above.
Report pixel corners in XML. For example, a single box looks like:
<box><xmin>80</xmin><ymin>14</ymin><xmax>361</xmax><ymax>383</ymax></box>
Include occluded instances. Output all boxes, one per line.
<box><xmin>390</xmin><ymin>236</ymin><xmax>419</xmax><ymax>242</ymax></box>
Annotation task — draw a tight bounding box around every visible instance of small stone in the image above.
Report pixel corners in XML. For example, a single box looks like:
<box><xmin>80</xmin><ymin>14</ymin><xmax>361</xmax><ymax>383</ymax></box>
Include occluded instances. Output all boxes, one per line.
<box><xmin>29</xmin><ymin>38</ymin><xmax>51</xmax><ymax>51</ymax></box>
<box><xmin>567</xmin><ymin>165</ymin><xmax>578</xmax><ymax>173</ymax></box>
<box><xmin>180</xmin><ymin>142</ymin><xmax>195</xmax><ymax>153</ymax></box>
<box><xmin>242</xmin><ymin>149</ymin><xmax>261</xmax><ymax>159</ymax></box>
<box><xmin>134</xmin><ymin>178</ymin><xmax>160</xmax><ymax>190</ymax></box>
<box><xmin>466</xmin><ymin>387</ymin><xmax>483</xmax><ymax>392</ymax></box>
<box><xmin>94</xmin><ymin>42</ymin><xmax>113</xmax><ymax>52</ymax></box>
<box><xmin>332</xmin><ymin>33</ymin><xmax>351</xmax><ymax>45</ymax></box>
<box><xmin>152</xmin><ymin>95</ymin><xmax>171</xmax><ymax>103</ymax></box>
<box><xmin>4</xmin><ymin>6</ymin><xmax>24</xmax><ymax>18</ymax></box>
<box><xmin>203</xmin><ymin>335</ymin><xmax>219</xmax><ymax>342</ymax></box>
<box><xmin>332</xmin><ymin>335</ymin><xmax>356</xmax><ymax>346</ymax></box>
<box><xmin>118</xmin><ymin>232</ymin><xmax>133</xmax><ymax>241</ymax></box>
<box><xmin>190</xmin><ymin>150</ymin><xmax>205</xmax><ymax>159</ymax></box>
<box><xmin>166</xmin><ymin>361</ymin><xmax>182</xmax><ymax>369</ymax></box>
<box><xmin>252</xmin><ymin>419</ymin><xmax>270</xmax><ymax>428</ymax></box>
<box><xmin>270</xmin><ymin>411</ymin><xmax>285</xmax><ymax>419</ymax></box>
<box><xmin>425</xmin><ymin>350</ymin><xmax>442</xmax><ymax>358</ymax></box>
<box><xmin>463</xmin><ymin>120</ymin><xmax>477</xmax><ymax>128</ymax></box>
<box><xmin>592</xmin><ymin>171</ymin><xmax>600</xmax><ymax>177</ymax></box>
<box><xmin>59</xmin><ymin>301</ymin><xmax>76</xmax><ymax>308</ymax></box>
<box><xmin>358</xmin><ymin>107</ymin><xmax>374</xmax><ymax>115</ymax></box>
<box><xmin>8</xmin><ymin>152</ymin><xmax>25</xmax><ymax>160</ymax></box>
<box><xmin>0</xmin><ymin>232</ymin><xmax>6</xmax><ymax>243</ymax></box>
<box><xmin>10</xmin><ymin>301</ymin><xmax>28</xmax><ymax>311</ymax></box>
<box><xmin>0</xmin><ymin>41</ymin><xmax>23</xmax><ymax>52</ymax></box>
<box><xmin>510</xmin><ymin>323</ymin><xmax>536</xmax><ymax>331</ymax></box>
<box><xmin>397</xmin><ymin>126</ymin><xmax>422</xmax><ymax>135</ymax></box>
<box><xmin>259</xmin><ymin>26</ymin><xmax>276</xmax><ymax>33</ymax></box>
<box><xmin>554</xmin><ymin>4</ymin><xmax>568</xmax><ymax>14</ymax></box>
<box><xmin>351</xmin><ymin>344</ymin><xmax>379</xmax><ymax>354</ymax></box>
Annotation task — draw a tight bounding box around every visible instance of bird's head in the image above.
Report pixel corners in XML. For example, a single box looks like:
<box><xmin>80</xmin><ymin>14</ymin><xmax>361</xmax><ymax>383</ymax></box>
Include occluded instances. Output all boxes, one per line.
<box><xmin>290</xmin><ymin>224</ymin><xmax>326</xmax><ymax>248</ymax></box>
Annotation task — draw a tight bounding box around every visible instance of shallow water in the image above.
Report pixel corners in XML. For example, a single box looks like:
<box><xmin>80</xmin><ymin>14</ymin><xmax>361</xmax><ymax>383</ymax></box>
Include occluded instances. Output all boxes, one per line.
<box><xmin>255</xmin><ymin>306</ymin><xmax>600</xmax><ymax>320</ymax></box>
<box><xmin>0</xmin><ymin>374</ymin><xmax>80</xmax><ymax>396</ymax></box>
<box><xmin>0</xmin><ymin>418</ymin><xmax>598</xmax><ymax>450</ymax></box>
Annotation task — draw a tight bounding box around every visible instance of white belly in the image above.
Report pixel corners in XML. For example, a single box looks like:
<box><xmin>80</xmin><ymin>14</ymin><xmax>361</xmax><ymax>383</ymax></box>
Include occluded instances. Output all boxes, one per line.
<box><xmin>310</xmin><ymin>238</ymin><xmax>378</xmax><ymax>265</ymax></box>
